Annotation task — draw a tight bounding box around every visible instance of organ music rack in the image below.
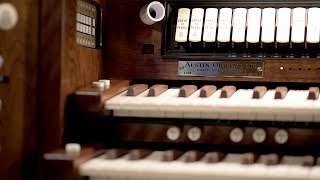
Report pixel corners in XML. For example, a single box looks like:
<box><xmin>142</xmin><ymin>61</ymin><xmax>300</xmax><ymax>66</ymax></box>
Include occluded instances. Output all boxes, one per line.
<box><xmin>42</xmin><ymin>0</ymin><xmax>320</xmax><ymax>179</ymax></box>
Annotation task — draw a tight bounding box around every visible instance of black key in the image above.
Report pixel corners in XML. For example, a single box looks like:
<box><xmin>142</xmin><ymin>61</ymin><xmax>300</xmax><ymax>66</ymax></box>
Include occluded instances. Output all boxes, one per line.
<box><xmin>162</xmin><ymin>150</ymin><xmax>184</xmax><ymax>162</ymax></box>
<box><xmin>129</xmin><ymin>149</ymin><xmax>152</xmax><ymax>160</ymax></box>
<box><xmin>127</xmin><ymin>84</ymin><xmax>148</xmax><ymax>96</ymax></box>
<box><xmin>200</xmin><ymin>85</ymin><xmax>217</xmax><ymax>98</ymax></box>
<box><xmin>179</xmin><ymin>85</ymin><xmax>198</xmax><ymax>97</ymax></box>
<box><xmin>148</xmin><ymin>84</ymin><xmax>168</xmax><ymax>97</ymax></box>
<box><xmin>220</xmin><ymin>86</ymin><xmax>236</xmax><ymax>98</ymax></box>
<box><xmin>274</xmin><ymin>86</ymin><xmax>288</xmax><ymax>99</ymax></box>
<box><xmin>253</xmin><ymin>86</ymin><xmax>267</xmax><ymax>99</ymax></box>
<box><xmin>105</xmin><ymin>148</ymin><xmax>129</xmax><ymax>159</ymax></box>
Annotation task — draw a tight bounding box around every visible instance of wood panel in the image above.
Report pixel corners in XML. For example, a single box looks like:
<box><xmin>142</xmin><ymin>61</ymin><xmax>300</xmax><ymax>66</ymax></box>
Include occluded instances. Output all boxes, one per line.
<box><xmin>38</xmin><ymin>0</ymin><xmax>104</xmax><ymax>159</ymax></box>
<box><xmin>104</xmin><ymin>0</ymin><xmax>320</xmax><ymax>83</ymax></box>
<box><xmin>0</xmin><ymin>0</ymin><xmax>39</xmax><ymax>179</ymax></box>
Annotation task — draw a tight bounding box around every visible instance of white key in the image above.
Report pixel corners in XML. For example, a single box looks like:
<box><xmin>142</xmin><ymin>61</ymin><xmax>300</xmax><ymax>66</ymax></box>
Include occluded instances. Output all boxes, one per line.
<box><xmin>307</xmin><ymin>8</ymin><xmax>320</xmax><ymax>43</ymax></box>
<box><xmin>282</xmin><ymin>156</ymin><xmax>310</xmax><ymax>179</ymax></box>
<box><xmin>77</xmin><ymin>13</ymin><xmax>81</xmax><ymax>22</ymax></box>
<box><xmin>105</xmin><ymin>91</ymin><xmax>128</xmax><ymax>110</ymax></box>
<box><xmin>291</xmin><ymin>8</ymin><xmax>306</xmax><ymax>43</ymax></box>
<box><xmin>246</xmin><ymin>8</ymin><xmax>262</xmax><ymax>43</ymax></box>
<box><xmin>217</xmin><ymin>154</ymin><xmax>248</xmax><ymax>178</ymax></box>
<box><xmin>124</xmin><ymin>90</ymin><xmax>150</xmax><ymax>117</ymax></box>
<box><xmin>217</xmin><ymin>89</ymin><xmax>250</xmax><ymax>120</ymax></box>
<box><xmin>175</xmin><ymin>8</ymin><xmax>191</xmax><ymax>42</ymax></box>
<box><xmin>217</xmin><ymin>8</ymin><xmax>233</xmax><ymax>42</ymax></box>
<box><xmin>254</xmin><ymin>90</ymin><xmax>276</xmax><ymax>121</ymax></box>
<box><xmin>154</xmin><ymin>89</ymin><xmax>181</xmax><ymax>118</ymax></box>
<box><xmin>76</xmin><ymin>22</ymin><xmax>80</xmax><ymax>31</ymax></box>
<box><xmin>196</xmin><ymin>90</ymin><xmax>221</xmax><ymax>119</ymax></box>
<box><xmin>104</xmin><ymin>91</ymin><xmax>134</xmax><ymax>117</ymax></box>
<box><xmin>88</xmin><ymin>17</ymin><xmax>92</xmax><ymax>26</ymax></box>
<box><xmin>232</xmin><ymin>8</ymin><xmax>247</xmax><ymax>43</ymax></box>
<box><xmin>189</xmin><ymin>8</ymin><xmax>204</xmax><ymax>42</ymax></box>
<box><xmin>203</xmin><ymin>8</ymin><xmax>218</xmax><ymax>42</ymax></box>
<box><xmin>228</xmin><ymin>89</ymin><xmax>254</xmax><ymax>120</ymax></box>
<box><xmin>261</xmin><ymin>8</ymin><xmax>276</xmax><ymax>43</ymax></box>
<box><xmin>314</xmin><ymin>97</ymin><xmax>320</xmax><ymax>122</ymax></box>
<box><xmin>291</xmin><ymin>90</ymin><xmax>314</xmax><ymax>121</ymax></box>
<box><xmin>309</xmin><ymin>166</ymin><xmax>320</xmax><ymax>180</ymax></box>
<box><xmin>80</xmin><ymin>153</ymin><xmax>314</xmax><ymax>180</ymax></box>
<box><xmin>92</xmin><ymin>27</ymin><xmax>95</xmax><ymax>36</ymax></box>
<box><xmin>272</xmin><ymin>90</ymin><xmax>297</xmax><ymax>121</ymax></box>
<box><xmin>181</xmin><ymin>90</ymin><xmax>201</xmax><ymax>118</ymax></box>
<box><xmin>276</xmin><ymin>8</ymin><xmax>291</xmax><ymax>43</ymax></box>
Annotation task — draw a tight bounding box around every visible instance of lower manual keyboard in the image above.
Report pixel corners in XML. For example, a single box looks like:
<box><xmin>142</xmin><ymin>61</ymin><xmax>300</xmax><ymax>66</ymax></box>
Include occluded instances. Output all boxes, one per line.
<box><xmin>79</xmin><ymin>150</ymin><xmax>320</xmax><ymax>180</ymax></box>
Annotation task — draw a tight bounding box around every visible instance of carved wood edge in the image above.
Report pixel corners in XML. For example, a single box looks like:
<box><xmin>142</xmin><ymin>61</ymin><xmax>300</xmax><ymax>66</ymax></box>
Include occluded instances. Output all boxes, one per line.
<box><xmin>74</xmin><ymin>80</ymin><xmax>130</xmax><ymax>112</ymax></box>
<box><xmin>42</xmin><ymin>146</ymin><xmax>105</xmax><ymax>179</ymax></box>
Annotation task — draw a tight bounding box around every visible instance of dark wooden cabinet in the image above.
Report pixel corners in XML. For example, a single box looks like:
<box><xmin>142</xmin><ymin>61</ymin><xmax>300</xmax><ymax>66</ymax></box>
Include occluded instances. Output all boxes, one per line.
<box><xmin>0</xmin><ymin>0</ymin><xmax>104</xmax><ymax>178</ymax></box>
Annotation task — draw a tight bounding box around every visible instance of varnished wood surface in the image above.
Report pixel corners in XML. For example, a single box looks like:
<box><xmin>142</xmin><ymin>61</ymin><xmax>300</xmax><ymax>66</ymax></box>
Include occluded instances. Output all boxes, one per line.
<box><xmin>42</xmin><ymin>147</ymin><xmax>104</xmax><ymax>180</ymax></box>
<box><xmin>75</xmin><ymin>80</ymin><xmax>130</xmax><ymax>112</ymax></box>
<box><xmin>0</xmin><ymin>0</ymin><xmax>39</xmax><ymax>179</ymax></box>
<box><xmin>104</xmin><ymin>122</ymin><xmax>320</xmax><ymax>155</ymax></box>
<box><xmin>38</xmin><ymin>0</ymin><xmax>104</xmax><ymax>160</ymax></box>
<box><xmin>104</xmin><ymin>0</ymin><xmax>320</xmax><ymax>82</ymax></box>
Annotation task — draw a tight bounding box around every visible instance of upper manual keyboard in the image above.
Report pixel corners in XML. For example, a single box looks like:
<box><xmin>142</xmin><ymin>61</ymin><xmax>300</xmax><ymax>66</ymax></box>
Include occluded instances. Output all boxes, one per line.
<box><xmin>105</xmin><ymin>84</ymin><xmax>320</xmax><ymax>122</ymax></box>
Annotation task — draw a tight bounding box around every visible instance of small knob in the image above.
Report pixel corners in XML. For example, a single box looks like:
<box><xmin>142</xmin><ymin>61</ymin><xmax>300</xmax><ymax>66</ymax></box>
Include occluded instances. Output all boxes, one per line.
<box><xmin>92</xmin><ymin>81</ymin><xmax>105</xmax><ymax>89</ymax></box>
<box><xmin>252</xmin><ymin>128</ymin><xmax>266</xmax><ymax>143</ymax></box>
<box><xmin>229</xmin><ymin>127</ymin><xmax>244</xmax><ymax>143</ymax></box>
<box><xmin>187</xmin><ymin>127</ymin><xmax>202</xmax><ymax>142</ymax></box>
<box><xmin>65</xmin><ymin>143</ymin><xmax>81</xmax><ymax>156</ymax></box>
<box><xmin>274</xmin><ymin>129</ymin><xmax>289</xmax><ymax>144</ymax></box>
<box><xmin>99</xmin><ymin>79</ymin><xmax>110</xmax><ymax>86</ymax></box>
<box><xmin>166</xmin><ymin>126</ymin><xmax>181</xmax><ymax>141</ymax></box>
<box><xmin>0</xmin><ymin>3</ymin><xmax>18</xmax><ymax>31</ymax></box>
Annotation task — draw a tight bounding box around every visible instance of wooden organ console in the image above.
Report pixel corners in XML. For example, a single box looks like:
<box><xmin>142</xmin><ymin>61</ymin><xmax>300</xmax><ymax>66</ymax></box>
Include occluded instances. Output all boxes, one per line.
<box><xmin>39</xmin><ymin>0</ymin><xmax>320</xmax><ymax>179</ymax></box>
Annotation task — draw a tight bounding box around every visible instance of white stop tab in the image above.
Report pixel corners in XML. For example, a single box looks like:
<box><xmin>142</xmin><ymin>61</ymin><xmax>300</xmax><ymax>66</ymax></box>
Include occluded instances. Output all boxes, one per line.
<box><xmin>276</xmin><ymin>8</ymin><xmax>291</xmax><ymax>43</ymax></box>
<box><xmin>291</xmin><ymin>8</ymin><xmax>306</xmax><ymax>43</ymax></box>
<box><xmin>175</xmin><ymin>8</ymin><xmax>191</xmax><ymax>42</ymax></box>
<box><xmin>246</xmin><ymin>8</ymin><xmax>262</xmax><ymax>43</ymax></box>
<box><xmin>189</xmin><ymin>8</ymin><xmax>204</xmax><ymax>42</ymax></box>
<box><xmin>261</xmin><ymin>8</ymin><xmax>276</xmax><ymax>43</ymax></box>
<box><xmin>203</xmin><ymin>8</ymin><xmax>218</xmax><ymax>42</ymax></box>
<box><xmin>217</xmin><ymin>8</ymin><xmax>233</xmax><ymax>42</ymax></box>
<box><xmin>232</xmin><ymin>8</ymin><xmax>247</xmax><ymax>43</ymax></box>
<box><xmin>306</xmin><ymin>8</ymin><xmax>320</xmax><ymax>43</ymax></box>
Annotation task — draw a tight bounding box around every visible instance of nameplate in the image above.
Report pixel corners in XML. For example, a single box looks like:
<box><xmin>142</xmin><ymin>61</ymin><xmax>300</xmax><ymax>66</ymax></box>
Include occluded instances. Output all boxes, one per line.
<box><xmin>178</xmin><ymin>61</ymin><xmax>264</xmax><ymax>77</ymax></box>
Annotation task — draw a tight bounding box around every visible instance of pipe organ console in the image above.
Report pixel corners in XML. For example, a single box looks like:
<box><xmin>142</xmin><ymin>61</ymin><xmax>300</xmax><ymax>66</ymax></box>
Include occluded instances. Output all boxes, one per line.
<box><xmin>42</xmin><ymin>0</ymin><xmax>320</xmax><ymax>179</ymax></box>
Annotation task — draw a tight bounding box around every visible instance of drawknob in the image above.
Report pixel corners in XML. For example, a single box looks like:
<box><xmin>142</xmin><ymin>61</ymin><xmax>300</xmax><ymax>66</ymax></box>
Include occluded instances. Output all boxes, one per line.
<box><xmin>0</xmin><ymin>3</ymin><xmax>18</xmax><ymax>31</ymax></box>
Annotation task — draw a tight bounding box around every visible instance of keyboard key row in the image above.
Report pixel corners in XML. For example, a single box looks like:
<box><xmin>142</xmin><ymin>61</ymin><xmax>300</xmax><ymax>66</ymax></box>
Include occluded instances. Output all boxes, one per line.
<box><xmin>80</xmin><ymin>150</ymin><xmax>320</xmax><ymax>180</ymax></box>
<box><xmin>105</xmin><ymin>84</ymin><xmax>320</xmax><ymax>122</ymax></box>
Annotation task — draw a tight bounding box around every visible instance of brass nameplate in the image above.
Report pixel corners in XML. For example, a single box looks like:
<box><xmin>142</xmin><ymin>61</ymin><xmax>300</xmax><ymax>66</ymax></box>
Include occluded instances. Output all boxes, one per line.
<box><xmin>178</xmin><ymin>61</ymin><xmax>264</xmax><ymax>77</ymax></box>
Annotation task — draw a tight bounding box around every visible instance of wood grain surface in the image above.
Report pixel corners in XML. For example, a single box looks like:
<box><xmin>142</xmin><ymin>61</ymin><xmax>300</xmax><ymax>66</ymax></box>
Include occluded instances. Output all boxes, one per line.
<box><xmin>0</xmin><ymin>0</ymin><xmax>39</xmax><ymax>179</ymax></box>
<box><xmin>104</xmin><ymin>0</ymin><xmax>320</xmax><ymax>82</ymax></box>
<box><xmin>38</xmin><ymin>0</ymin><xmax>104</xmax><ymax>163</ymax></box>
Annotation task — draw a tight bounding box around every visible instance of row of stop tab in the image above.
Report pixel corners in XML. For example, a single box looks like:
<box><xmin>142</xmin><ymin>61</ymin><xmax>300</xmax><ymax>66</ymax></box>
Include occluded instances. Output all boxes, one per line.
<box><xmin>175</xmin><ymin>7</ymin><xmax>320</xmax><ymax>46</ymax></box>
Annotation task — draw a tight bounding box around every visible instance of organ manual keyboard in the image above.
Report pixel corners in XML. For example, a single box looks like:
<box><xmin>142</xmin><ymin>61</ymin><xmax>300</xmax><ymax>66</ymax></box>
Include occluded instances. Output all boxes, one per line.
<box><xmin>43</xmin><ymin>0</ymin><xmax>320</xmax><ymax>179</ymax></box>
